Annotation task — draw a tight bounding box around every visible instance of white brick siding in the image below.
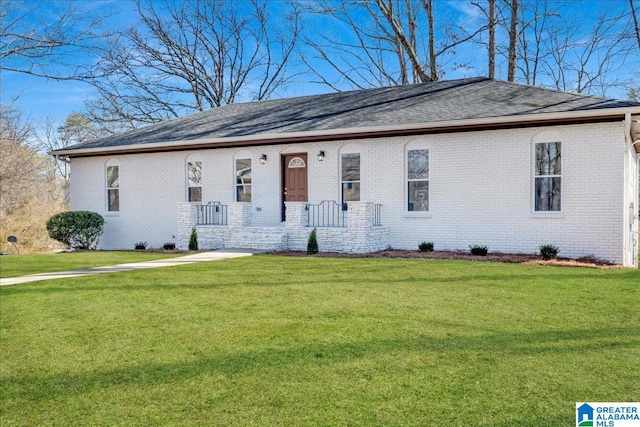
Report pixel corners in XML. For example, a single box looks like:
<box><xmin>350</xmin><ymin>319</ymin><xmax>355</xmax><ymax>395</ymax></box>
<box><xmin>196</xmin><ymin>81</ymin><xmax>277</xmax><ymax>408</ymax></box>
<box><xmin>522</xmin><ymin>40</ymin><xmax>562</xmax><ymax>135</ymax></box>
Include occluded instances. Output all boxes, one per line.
<box><xmin>70</xmin><ymin>121</ymin><xmax>629</xmax><ymax>264</ymax></box>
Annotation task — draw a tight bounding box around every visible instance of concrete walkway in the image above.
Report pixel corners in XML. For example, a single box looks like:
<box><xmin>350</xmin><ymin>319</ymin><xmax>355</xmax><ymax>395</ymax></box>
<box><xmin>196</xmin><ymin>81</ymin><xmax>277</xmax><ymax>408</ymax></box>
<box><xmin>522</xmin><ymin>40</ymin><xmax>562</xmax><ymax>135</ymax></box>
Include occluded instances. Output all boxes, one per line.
<box><xmin>0</xmin><ymin>249</ymin><xmax>259</xmax><ymax>286</ymax></box>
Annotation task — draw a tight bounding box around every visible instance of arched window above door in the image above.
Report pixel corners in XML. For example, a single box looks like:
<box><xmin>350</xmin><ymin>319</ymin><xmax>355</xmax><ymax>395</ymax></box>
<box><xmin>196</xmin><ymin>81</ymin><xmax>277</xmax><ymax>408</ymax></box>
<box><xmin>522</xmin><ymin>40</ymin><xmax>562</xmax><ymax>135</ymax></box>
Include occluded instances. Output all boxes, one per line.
<box><xmin>288</xmin><ymin>157</ymin><xmax>306</xmax><ymax>168</ymax></box>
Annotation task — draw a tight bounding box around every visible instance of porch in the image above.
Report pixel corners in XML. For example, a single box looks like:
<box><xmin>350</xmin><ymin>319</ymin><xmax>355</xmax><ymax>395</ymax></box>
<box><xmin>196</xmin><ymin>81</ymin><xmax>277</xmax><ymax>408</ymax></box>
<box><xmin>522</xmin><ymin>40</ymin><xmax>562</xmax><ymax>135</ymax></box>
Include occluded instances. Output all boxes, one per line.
<box><xmin>178</xmin><ymin>201</ymin><xmax>389</xmax><ymax>253</ymax></box>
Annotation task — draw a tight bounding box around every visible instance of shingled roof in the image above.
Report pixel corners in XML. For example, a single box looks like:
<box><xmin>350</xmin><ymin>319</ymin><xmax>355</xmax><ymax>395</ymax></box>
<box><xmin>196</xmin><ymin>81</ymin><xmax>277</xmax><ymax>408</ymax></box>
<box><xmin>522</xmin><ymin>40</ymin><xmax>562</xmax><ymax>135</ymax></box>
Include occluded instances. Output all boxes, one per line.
<box><xmin>56</xmin><ymin>77</ymin><xmax>640</xmax><ymax>155</ymax></box>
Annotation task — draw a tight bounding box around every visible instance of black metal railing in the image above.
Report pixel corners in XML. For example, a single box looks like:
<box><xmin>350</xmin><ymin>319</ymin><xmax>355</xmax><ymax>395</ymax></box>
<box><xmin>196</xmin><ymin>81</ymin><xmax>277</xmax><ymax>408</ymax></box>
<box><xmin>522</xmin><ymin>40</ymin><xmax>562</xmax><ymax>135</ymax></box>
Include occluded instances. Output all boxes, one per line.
<box><xmin>373</xmin><ymin>203</ymin><xmax>382</xmax><ymax>226</ymax></box>
<box><xmin>196</xmin><ymin>202</ymin><xmax>228</xmax><ymax>225</ymax></box>
<box><xmin>308</xmin><ymin>201</ymin><xmax>346</xmax><ymax>227</ymax></box>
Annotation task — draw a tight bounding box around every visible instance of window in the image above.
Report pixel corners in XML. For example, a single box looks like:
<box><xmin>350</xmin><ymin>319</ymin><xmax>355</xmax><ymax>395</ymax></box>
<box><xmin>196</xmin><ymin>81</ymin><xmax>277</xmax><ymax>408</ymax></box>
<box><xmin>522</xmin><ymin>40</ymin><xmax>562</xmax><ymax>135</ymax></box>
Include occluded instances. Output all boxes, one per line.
<box><xmin>407</xmin><ymin>149</ymin><xmax>429</xmax><ymax>211</ymax></box>
<box><xmin>534</xmin><ymin>142</ymin><xmax>561</xmax><ymax>211</ymax></box>
<box><xmin>235</xmin><ymin>158</ymin><xmax>251</xmax><ymax>202</ymax></box>
<box><xmin>188</xmin><ymin>161</ymin><xmax>202</xmax><ymax>202</ymax></box>
<box><xmin>341</xmin><ymin>153</ymin><xmax>360</xmax><ymax>202</ymax></box>
<box><xmin>288</xmin><ymin>157</ymin><xmax>305</xmax><ymax>168</ymax></box>
<box><xmin>106</xmin><ymin>165</ymin><xmax>119</xmax><ymax>212</ymax></box>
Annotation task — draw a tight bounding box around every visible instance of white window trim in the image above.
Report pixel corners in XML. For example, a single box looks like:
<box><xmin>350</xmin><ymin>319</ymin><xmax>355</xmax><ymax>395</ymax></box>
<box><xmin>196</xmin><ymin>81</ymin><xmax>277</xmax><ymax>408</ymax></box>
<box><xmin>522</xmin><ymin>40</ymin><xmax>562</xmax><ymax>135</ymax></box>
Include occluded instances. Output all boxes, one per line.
<box><xmin>340</xmin><ymin>152</ymin><xmax>361</xmax><ymax>203</ymax></box>
<box><xmin>405</xmin><ymin>142</ymin><xmax>430</xmax><ymax>215</ymax></box>
<box><xmin>235</xmin><ymin>157</ymin><xmax>252</xmax><ymax>202</ymax></box>
<box><xmin>531</xmin><ymin>139</ymin><xmax>563</xmax><ymax>215</ymax></box>
<box><xmin>187</xmin><ymin>159</ymin><xmax>203</xmax><ymax>203</ymax></box>
<box><xmin>105</xmin><ymin>160</ymin><xmax>120</xmax><ymax>214</ymax></box>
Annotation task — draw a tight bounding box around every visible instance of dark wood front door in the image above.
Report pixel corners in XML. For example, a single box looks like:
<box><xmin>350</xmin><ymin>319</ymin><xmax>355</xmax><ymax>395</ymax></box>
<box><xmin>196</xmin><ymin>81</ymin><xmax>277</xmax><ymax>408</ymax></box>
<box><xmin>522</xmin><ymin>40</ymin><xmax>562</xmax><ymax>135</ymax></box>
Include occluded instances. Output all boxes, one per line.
<box><xmin>282</xmin><ymin>153</ymin><xmax>308</xmax><ymax>220</ymax></box>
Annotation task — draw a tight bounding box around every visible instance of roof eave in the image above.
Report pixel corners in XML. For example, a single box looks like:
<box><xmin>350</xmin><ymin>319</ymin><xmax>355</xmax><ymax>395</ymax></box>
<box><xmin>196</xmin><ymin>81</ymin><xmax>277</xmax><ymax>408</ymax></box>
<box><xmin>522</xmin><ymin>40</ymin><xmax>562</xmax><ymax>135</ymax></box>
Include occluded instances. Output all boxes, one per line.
<box><xmin>51</xmin><ymin>106</ymin><xmax>640</xmax><ymax>157</ymax></box>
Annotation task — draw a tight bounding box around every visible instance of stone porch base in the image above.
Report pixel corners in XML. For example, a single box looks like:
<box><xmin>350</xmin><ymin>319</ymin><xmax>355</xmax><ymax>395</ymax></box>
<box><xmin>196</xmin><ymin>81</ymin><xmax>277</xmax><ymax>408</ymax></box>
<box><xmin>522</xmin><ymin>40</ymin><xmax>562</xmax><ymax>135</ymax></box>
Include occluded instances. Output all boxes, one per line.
<box><xmin>178</xmin><ymin>202</ymin><xmax>389</xmax><ymax>254</ymax></box>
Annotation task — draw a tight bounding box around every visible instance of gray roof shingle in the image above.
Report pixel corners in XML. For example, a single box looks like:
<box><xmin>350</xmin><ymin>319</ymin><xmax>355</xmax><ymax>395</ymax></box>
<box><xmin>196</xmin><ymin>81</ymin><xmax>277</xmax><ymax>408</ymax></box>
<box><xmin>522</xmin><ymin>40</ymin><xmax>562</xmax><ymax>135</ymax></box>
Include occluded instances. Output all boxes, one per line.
<box><xmin>63</xmin><ymin>77</ymin><xmax>639</xmax><ymax>151</ymax></box>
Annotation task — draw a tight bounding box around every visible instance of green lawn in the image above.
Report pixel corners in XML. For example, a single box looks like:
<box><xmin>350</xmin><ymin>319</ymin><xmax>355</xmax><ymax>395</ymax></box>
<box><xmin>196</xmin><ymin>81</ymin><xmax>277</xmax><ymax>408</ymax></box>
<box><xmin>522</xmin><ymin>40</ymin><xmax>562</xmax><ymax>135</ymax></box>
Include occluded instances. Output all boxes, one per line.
<box><xmin>1</xmin><ymin>255</ymin><xmax>638</xmax><ymax>426</ymax></box>
<box><xmin>0</xmin><ymin>251</ymin><xmax>182</xmax><ymax>278</ymax></box>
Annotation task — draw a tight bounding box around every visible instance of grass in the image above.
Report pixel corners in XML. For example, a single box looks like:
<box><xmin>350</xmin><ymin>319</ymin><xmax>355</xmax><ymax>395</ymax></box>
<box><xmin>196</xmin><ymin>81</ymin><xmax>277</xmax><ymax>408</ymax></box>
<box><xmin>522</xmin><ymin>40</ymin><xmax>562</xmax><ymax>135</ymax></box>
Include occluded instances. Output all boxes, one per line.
<box><xmin>1</xmin><ymin>255</ymin><xmax>639</xmax><ymax>426</ymax></box>
<box><xmin>0</xmin><ymin>251</ymin><xmax>183</xmax><ymax>278</ymax></box>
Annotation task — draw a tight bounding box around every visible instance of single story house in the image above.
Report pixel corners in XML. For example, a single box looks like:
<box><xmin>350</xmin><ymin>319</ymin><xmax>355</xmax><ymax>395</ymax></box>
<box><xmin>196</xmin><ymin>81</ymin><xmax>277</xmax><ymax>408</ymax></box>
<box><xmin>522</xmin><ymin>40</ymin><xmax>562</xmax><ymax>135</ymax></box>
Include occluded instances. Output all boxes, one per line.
<box><xmin>52</xmin><ymin>77</ymin><xmax>640</xmax><ymax>266</ymax></box>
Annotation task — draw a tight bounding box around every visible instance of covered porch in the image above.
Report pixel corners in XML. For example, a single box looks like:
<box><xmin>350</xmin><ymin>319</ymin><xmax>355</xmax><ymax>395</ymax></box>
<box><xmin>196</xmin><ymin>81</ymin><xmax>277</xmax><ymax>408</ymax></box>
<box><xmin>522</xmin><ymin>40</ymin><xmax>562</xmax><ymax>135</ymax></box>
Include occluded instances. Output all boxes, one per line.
<box><xmin>178</xmin><ymin>201</ymin><xmax>389</xmax><ymax>253</ymax></box>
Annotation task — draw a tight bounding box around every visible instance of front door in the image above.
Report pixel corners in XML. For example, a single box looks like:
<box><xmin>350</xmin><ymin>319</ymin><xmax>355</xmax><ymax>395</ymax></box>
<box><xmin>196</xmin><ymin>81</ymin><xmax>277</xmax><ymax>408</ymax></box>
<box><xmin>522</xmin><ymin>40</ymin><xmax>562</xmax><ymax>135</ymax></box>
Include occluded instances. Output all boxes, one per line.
<box><xmin>282</xmin><ymin>153</ymin><xmax>308</xmax><ymax>221</ymax></box>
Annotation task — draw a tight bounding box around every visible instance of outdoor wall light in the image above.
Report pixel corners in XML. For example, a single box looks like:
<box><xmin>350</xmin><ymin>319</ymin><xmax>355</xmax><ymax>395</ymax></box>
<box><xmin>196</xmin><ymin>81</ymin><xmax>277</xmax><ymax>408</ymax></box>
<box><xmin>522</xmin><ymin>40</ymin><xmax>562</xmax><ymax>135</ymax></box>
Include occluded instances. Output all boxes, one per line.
<box><xmin>317</xmin><ymin>150</ymin><xmax>325</xmax><ymax>161</ymax></box>
<box><xmin>260</xmin><ymin>154</ymin><xmax>268</xmax><ymax>164</ymax></box>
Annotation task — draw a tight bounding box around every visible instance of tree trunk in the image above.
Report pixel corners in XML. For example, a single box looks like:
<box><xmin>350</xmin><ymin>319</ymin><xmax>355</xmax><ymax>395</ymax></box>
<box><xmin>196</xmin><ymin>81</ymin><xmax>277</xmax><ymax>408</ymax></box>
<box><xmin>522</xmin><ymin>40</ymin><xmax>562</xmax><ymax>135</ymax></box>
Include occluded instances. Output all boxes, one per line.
<box><xmin>507</xmin><ymin>0</ymin><xmax>519</xmax><ymax>81</ymax></box>
<box><xmin>406</xmin><ymin>0</ymin><xmax>418</xmax><ymax>83</ymax></box>
<box><xmin>424</xmin><ymin>0</ymin><xmax>437</xmax><ymax>80</ymax></box>
<box><xmin>488</xmin><ymin>0</ymin><xmax>496</xmax><ymax>78</ymax></box>
<box><xmin>377</xmin><ymin>0</ymin><xmax>432</xmax><ymax>82</ymax></box>
<box><xmin>630</xmin><ymin>0</ymin><xmax>640</xmax><ymax>50</ymax></box>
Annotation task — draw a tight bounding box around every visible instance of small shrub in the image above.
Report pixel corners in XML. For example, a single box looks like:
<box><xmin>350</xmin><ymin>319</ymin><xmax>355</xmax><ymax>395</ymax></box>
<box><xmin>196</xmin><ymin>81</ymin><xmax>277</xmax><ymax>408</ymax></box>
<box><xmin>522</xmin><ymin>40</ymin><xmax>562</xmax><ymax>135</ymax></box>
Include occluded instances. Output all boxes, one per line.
<box><xmin>418</xmin><ymin>241</ymin><xmax>434</xmax><ymax>252</ymax></box>
<box><xmin>134</xmin><ymin>241</ymin><xmax>147</xmax><ymax>250</ymax></box>
<box><xmin>188</xmin><ymin>227</ymin><xmax>198</xmax><ymax>251</ymax></box>
<box><xmin>163</xmin><ymin>242</ymin><xmax>176</xmax><ymax>250</ymax></box>
<box><xmin>539</xmin><ymin>244</ymin><xmax>559</xmax><ymax>260</ymax></box>
<box><xmin>469</xmin><ymin>245</ymin><xmax>488</xmax><ymax>256</ymax></box>
<box><xmin>46</xmin><ymin>211</ymin><xmax>105</xmax><ymax>250</ymax></box>
<box><xmin>307</xmin><ymin>228</ymin><xmax>319</xmax><ymax>254</ymax></box>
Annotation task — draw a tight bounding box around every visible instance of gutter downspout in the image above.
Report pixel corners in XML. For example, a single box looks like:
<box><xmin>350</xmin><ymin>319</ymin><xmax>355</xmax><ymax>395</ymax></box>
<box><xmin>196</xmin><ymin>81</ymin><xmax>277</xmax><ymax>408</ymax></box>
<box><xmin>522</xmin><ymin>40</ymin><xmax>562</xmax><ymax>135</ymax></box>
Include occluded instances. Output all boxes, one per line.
<box><xmin>624</xmin><ymin>113</ymin><xmax>640</xmax><ymax>267</ymax></box>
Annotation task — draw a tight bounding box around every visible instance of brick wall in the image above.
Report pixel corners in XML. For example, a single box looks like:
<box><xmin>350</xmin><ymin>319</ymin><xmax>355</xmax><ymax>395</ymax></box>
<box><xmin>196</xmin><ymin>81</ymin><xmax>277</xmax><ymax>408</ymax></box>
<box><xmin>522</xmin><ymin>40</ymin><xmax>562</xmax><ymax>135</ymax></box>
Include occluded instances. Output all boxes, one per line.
<box><xmin>70</xmin><ymin>121</ymin><xmax>628</xmax><ymax>263</ymax></box>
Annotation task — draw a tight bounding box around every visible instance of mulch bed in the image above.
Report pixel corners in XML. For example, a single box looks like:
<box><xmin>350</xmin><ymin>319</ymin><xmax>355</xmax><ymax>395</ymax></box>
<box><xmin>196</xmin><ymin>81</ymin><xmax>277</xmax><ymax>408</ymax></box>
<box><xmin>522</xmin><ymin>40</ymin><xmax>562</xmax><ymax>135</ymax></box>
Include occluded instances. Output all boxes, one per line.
<box><xmin>126</xmin><ymin>248</ymin><xmax>621</xmax><ymax>269</ymax></box>
<box><xmin>273</xmin><ymin>249</ymin><xmax>621</xmax><ymax>269</ymax></box>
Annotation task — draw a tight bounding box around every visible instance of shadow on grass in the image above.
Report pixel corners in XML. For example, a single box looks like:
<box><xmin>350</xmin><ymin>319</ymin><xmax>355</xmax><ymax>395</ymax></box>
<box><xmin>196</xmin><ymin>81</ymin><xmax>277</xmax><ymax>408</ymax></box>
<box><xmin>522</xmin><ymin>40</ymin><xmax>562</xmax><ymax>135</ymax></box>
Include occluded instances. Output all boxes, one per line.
<box><xmin>3</xmin><ymin>326</ymin><xmax>638</xmax><ymax>402</ymax></box>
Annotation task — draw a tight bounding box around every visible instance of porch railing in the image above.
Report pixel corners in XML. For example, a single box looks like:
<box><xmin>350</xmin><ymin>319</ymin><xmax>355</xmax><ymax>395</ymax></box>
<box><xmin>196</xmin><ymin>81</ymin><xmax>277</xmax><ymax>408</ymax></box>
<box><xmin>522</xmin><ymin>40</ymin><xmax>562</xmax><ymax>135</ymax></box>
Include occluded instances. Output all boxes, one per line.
<box><xmin>308</xmin><ymin>201</ymin><xmax>346</xmax><ymax>227</ymax></box>
<box><xmin>196</xmin><ymin>202</ymin><xmax>228</xmax><ymax>225</ymax></box>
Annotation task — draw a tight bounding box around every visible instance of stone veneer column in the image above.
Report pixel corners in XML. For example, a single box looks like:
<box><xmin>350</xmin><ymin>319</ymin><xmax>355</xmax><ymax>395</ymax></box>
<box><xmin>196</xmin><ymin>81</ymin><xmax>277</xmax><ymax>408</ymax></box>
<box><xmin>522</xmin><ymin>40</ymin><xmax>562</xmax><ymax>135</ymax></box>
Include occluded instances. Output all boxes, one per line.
<box><xmin>177</xmin><ymin>202</ymin><xmax>199</xmax><ymax>249</ymax></box>
<box><xmin>347</xmin><ymin>202</ymin><xmax>374</xmax><ymax>231</ymax></box>
<box><xmin>285</xmin><ymin>202</ymin><xmax>309</xmax><ymax>229</ymax></box>
<box><xmin>227</xmin><ymin>202</ymin><xmax>252</xmax><ymax>228</ymax></box>
<box><xmin>345</xmin><ymin>202</ymin><xmax>376</xmax><ymax>253</ymax></box>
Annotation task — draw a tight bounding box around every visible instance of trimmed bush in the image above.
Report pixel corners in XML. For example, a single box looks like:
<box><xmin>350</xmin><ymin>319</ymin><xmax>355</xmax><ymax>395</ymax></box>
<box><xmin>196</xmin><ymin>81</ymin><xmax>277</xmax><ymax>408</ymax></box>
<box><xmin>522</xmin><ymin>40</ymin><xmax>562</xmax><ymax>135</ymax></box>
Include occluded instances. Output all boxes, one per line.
<box><xmin>539</xmin><ymin>244</ymin><xmax>559</xmax><ymax>260</ymax></box>
<box><xmin>469</xmin><ymin>245</ymin><xmax>488</xmax><ymax>256</ymax></box>
<box><xmin>134</xmin><ymin>241</ymin><xmax>148</xmax><ymax>250</ymax></box>
<box><xmin>418</xmin><ymin>241</ymin><xmax>434</xmax><ymax>252</ymax></box>
<box><xmin>307</xmin><ymin>228</ymin><xmax>319</xmax><ymax>254</ymax></box>
<box><xmin>46</xmin><ymin>211</ymin><xmax>104</xmax><ymax>250</ymax></box>
<box><xmin>163</xmin><ymin>242</ymin><xmax>176</xmax><ymax>250</ymax></box>
<box><xmin>188</xmin><ymin>227</ymin><xmax>198</xmax><ymax>251</ymax></box>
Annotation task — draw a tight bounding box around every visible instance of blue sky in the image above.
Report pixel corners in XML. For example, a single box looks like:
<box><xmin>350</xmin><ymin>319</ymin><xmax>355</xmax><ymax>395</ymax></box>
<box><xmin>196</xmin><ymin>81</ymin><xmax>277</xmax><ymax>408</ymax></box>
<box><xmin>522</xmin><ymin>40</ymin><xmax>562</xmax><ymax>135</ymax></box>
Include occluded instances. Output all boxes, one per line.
<box><xmin>2</xmin><ymin>0</ymin><xmax>638</xmax><ymax>127</ymax></box>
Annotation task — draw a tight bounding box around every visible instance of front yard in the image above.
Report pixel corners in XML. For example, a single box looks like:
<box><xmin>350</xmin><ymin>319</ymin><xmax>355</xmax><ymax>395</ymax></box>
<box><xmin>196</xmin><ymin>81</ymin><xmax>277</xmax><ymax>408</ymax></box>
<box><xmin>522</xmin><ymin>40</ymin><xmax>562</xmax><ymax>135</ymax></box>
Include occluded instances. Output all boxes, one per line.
<box><xmin>0</xmin><ymin>251</ymin><xmax>182</xmax><ymax>278</ymax></box>
<box><xmin>1</xmin><ymin>255</ymin><xmax>638</xmax><ymax>426</ymax></box>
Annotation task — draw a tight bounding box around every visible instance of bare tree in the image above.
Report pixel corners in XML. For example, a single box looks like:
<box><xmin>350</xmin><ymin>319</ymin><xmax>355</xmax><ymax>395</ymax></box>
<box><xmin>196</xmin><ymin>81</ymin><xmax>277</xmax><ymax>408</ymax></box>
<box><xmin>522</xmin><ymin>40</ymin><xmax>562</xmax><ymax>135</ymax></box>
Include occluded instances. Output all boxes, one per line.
<box><xmin>0</xmin><ymin>1</ymin><xmax>108</xmax><ymax>83</ymax></box>
<box><xmin>537</xmin><ymin>8</ymin><xmax>634</xmax><ymax>95</ymax></box>
<box><xmin>301</xmin><ymin>0</ymin><xmax>487</xmax><ymax>90</ymax></box>
<box><xmin>84</xmin><ymin>0</ymin><xmax>302</xmax><ymax>130</ymax></box>
<box><xmin>0</xmin><ymin>106</ymin><xmax>58</xmax><ymax>208</ymax></box>
<box><xmin>470</xmin><ymin>0</ymin><xmax>507</xmax><ymax>79</ymax></box>
<box><xmin>0</xmin><ymin>105</ymin><xmax>38</xmax><ymax>213</ymax></box>
<box><xmin>376</xmin><ymin>0</ymin><xmax>431</xmax><ymax>82</ymax></box>
<box><xmin>490</xmin><ymin>0</ymin><xmax>636</xmax><ymax>96</ymax></box>
<box><xmin>488</xmin><ymin>0</ymin><xmax>497</xmax><ymax>78</ymax></box>
<box><xmin>38</xmin><ymin>112</ymin><xmax>104</xmax><ymax>184</ymax></box>
<box><xmin>0</xmin><ymin>105</ymin><xmax>64</xmax><ymax>252</ymax></box>
<box><xmin>631</xmin><ymin>0</ymin><xmax>640</xmax><ymax>50</ymax></box>
<box><xmin>507</xmin><ymin>0</ymin><xmax>519</xmax><ymax>81</ymax></box>
<box><xmin>470</xmin><ymin>0</ymin><xmax>508</xmax><ymax>79</ymax></box>
<box><xmin>516</xmin><ymin>0</ymin><xmax>561</xmax><ymax>86</ymax></box>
